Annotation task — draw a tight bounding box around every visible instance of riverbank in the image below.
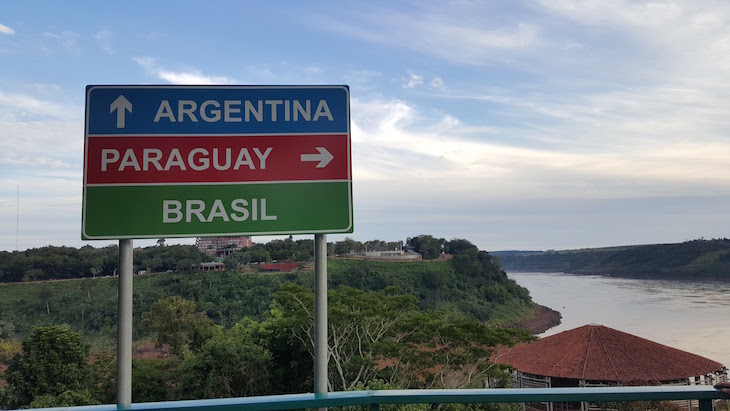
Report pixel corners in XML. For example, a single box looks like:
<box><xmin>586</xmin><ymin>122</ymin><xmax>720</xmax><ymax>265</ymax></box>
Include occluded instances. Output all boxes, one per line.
<box><xmin>508</xmin><ymin>304</ymin><xmax>562</xmax><ymax>335</ymax></box>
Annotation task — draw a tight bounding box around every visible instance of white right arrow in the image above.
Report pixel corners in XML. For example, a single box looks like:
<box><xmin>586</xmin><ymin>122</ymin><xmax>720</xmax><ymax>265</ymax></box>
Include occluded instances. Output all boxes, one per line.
<box><xmin>301</xmin><ymin>147</ymin><xmax>334</xmax><ymax>168</ymax></box>
<box><xmin>110</xmin><ymin>95</ymin><xmax>132</xmax><ymax>128</ymax></box>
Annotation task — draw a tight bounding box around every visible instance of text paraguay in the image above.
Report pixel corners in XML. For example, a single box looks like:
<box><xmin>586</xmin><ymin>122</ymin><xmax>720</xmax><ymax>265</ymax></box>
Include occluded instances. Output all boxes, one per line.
<box><xmin>101</xmin><ymin>147</ymin><xmax>272</xmax><ymax>172</ymax></box>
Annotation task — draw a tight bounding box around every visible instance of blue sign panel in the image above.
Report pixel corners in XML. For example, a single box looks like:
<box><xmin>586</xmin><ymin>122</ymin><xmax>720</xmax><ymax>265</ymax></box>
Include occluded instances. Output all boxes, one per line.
<box><xmin>86</xmin><ymin>85</ymin><xmax>350</xmax><ymax>135</ymax></box>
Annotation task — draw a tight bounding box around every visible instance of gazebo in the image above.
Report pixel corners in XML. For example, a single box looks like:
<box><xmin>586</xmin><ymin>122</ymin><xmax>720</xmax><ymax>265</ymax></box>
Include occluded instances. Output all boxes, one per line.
<box><xmin>496</xmin><ymin>324</ymin><xmax>727</xmax><ymax>411</ymax></box>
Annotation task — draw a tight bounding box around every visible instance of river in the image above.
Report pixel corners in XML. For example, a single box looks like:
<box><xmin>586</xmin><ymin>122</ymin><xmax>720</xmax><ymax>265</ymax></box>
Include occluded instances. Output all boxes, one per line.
<box><xmin>507</xmin><ymin>271</ymin><xmax>730</xmax><ymax>368</ymax></box>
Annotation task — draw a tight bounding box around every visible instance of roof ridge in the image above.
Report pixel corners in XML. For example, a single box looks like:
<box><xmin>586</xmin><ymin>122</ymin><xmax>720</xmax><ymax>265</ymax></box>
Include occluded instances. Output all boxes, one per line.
<box><xmin>550</xmin><ymin>325</ymin><xmax>590</xmax><ymax>376</ymax></box>
<box><xmin>609</xmin><ymin>327</ymin><xmax>688</xmax><ymax>379</ymax></box>
<box><xmin>601</xmin><ymin>326</ymin><xmax>661</xmax><ymax>382</ymax></box>
<box><xmin>594</xmin><ymin>326</ymin><xmax>620</xmax><ymax>380</ymax></box>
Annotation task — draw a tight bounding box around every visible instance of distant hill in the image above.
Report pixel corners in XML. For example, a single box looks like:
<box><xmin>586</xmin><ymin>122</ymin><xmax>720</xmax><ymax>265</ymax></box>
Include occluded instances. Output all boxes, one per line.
<box><xmin>492</xmin><ymin>239</ymin><xmax>730</xmax><ymax>280</ymax></box>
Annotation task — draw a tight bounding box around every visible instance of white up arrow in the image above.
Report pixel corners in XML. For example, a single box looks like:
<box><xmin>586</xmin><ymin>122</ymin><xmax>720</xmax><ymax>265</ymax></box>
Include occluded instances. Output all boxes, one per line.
<box><xmin>300</xmin><ymin>147</ymin><xmax>334</xmax><ymax>168</ymax></box>
<box><xmin>110</xmin><ymin>95</ymin><xmax>132</xmax><ymax>128</ymax></box>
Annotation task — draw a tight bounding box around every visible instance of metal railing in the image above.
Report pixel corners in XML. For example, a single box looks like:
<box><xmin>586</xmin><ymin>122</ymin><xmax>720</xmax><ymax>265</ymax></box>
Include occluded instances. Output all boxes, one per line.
<box><xmin>26</xmin><ymin>386</ymin><xmax>730</xmax><ymax>411</ymax></box>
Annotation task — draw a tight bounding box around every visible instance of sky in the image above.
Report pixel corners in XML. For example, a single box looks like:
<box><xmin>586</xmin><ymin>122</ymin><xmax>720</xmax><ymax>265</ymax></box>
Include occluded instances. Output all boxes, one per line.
<box><xmin>2</xmin><ymin>0</ymin><xmax>730</xmax><ymax>252</ymax></box>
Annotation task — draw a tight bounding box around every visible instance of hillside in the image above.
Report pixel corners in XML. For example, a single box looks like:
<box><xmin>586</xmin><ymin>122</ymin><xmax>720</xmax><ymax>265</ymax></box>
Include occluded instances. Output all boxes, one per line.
<box><xmin>0</xmin><ymin>254</ymin><xmax>537</xmax><ymax>345</ymax></box>
<box><xmin>494</xmin><ymin>238</ymin><xmax>730</xmax><ymax>280</ymax></box>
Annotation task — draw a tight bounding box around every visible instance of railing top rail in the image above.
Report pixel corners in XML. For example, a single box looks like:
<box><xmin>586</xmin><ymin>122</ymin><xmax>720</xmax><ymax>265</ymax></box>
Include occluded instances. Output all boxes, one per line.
<box><xmin>25</xmin><ymin>386</ymin><xmax>730</xmax><ymax>411</ymax></box>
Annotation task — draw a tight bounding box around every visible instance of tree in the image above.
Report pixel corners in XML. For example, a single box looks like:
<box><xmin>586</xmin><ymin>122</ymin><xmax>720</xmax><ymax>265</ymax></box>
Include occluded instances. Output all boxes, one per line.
<box><xmin>273</xmin><ymin>284</ymin><xmax>422</xmax><ymax>391</ymax></box>
<box><xmin>272</xmin><ymin>284</ymin><xmax>532</xmax><ymax>392</ymax></box>
<box><xmin>29</xmin><ymin>390</ymin><xmax>100</xmax><ymax>408</ymax></box>
<box><xmin>132</xmin><ymin>358</ymin><xmax>181</xmax><ymax>402</ymax></box>
<box><xmin>224</xmin><ymin>250</ymin><xmax>251</xmax><ymax>269</ymax></box>
<box><xmin>180</xmin><ymin>321</ymin><xmax>272</xmax><ymax>399</ymax></box>
<box><xmin>80</xmin><ymin>278</ymin><xmax>95</xmax><ymax>300</ymax></box>
<box><xmin>334</xmin><ymin>238</ymin><xmax>363</xmax><ymax>255</ymax></box>
<box><xmin>38</xmin><ymin>283</ymin><xmax>53</xmax><ymax>314</ymax></box>
<box><xmin>0</xmin><ymin>335</ymin><xmax>21</xmax><ymax>364</ymax></box>
<box><xmin>407</xmin><ymin>235</ymin><xmax>444</xmax><ymax>259</ymax></box>
<box><xmin>4</xmin><ymin>325</ymin><xmax>92</xmax><ymax>407</ymax></box>
<box><xmin>142</xmin><ymin>296</ymin><xmax>218</xmax><ymax>358</ymax></box>
<box><xmin>388</xmin><ymin>316</ymin><xmax>529</xmax><ymax>389</ymax></box>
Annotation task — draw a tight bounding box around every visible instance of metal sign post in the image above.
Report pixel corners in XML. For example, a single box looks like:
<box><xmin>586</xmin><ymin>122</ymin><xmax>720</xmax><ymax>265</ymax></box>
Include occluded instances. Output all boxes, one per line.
<box><xmin>117</xmin><ymin>239</ymin><xmax>133</xmax><ymax>408</ymax></box>
<box><xmin>314</xmin><ymin>234</ymin><xmax>328</xmax><ymax>406</ymax></box>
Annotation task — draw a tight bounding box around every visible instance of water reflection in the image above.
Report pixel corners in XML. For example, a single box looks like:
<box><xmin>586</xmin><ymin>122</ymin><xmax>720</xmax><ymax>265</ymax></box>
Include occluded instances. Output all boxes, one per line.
<box><xmin>508</xmin><ymin>271</ymin><xmax>730</xmax><ymax>366</ymax></box>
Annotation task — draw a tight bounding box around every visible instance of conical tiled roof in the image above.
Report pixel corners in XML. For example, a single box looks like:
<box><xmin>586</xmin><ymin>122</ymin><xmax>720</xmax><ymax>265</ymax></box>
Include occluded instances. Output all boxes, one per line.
<box><xmin>497</xmin><ymin>324</ymin><xmax>724</xmax><ymax>382</ymax></box>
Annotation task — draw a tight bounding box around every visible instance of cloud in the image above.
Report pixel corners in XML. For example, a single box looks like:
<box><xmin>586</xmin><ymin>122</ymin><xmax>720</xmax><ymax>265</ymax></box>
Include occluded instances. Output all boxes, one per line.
<box><xmin>431</xmin><ymin>77</ymin><xmax>445</xmax><ymax>90</ymax></box>
<box><xmin>404</xmin><ymin>73</ymin><xmax>424</xmax><ymax>88</ymax></box>
<box><xmin>0</xmin><ymin>24</ymin><xmax>14</xmax><ymax>35</ymax></box>
<box><xmin>0</xmin><ymin>90</ymin><xmax>73</xmax><ymax>118</ymax></box>
<box><xmin>132</xmin><ymin>57</ymin><xmax>236</xmax><ymax>84</ymax></box>
<box><xmin>93</xmin><ymin>30</ymin><xmax>114</xmax><ymax>54</ymax></box>
<box><xmin>42</xmin><ymin>31</ymin><xmax>79</xmax><ymax>54</ymax></box>
<box><xmin>306</xmin><ymin>5</ymin><xmax>541</xmax><ymax>65</ymax></box>
<box><xmin>350</xmin><ymin>94</ymin><xmax>730</xmax><ymax>201</ymax></box>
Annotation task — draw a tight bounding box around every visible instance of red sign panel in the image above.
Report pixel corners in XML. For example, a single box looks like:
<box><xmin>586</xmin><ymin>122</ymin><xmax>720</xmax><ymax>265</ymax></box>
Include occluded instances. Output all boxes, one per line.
<box><xmin>85</xmin><ymin>134</ymin><xmax>348</xmax><ymax>184</ymax></box>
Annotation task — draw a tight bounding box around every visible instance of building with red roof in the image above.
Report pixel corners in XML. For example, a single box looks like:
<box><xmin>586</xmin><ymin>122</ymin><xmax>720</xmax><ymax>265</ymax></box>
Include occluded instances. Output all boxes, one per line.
<box><xmin>496</xmin><ymin>324</ymin><xmax>727</xmax><ymax>411</ymax></box>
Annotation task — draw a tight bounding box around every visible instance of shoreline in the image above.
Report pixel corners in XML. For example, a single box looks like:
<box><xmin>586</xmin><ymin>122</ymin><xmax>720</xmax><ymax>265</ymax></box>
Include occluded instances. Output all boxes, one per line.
<box><xmin>509</xmin><ymin>304</ymin><xmax>562</xmax><ymax>335</ymax></box>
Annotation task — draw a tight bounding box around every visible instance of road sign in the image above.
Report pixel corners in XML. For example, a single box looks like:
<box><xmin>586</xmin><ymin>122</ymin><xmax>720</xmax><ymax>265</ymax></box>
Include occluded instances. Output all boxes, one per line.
<box><xmin>83</xmin><ymin>85</ymin><xmax>352</xmax><ymax>239</ymax></box>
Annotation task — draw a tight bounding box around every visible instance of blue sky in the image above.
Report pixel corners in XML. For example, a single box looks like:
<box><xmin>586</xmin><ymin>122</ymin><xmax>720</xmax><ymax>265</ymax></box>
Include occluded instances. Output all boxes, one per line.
<box><xmin>2</xmin><ymin>0</ymin><xmax>730</xmax><ymax>252</ymax></box>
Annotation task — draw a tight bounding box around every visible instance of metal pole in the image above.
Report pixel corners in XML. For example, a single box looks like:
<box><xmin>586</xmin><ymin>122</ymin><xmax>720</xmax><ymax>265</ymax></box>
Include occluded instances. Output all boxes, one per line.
<box><xmin>314</xmin><ymin>234</ymin><xmax>328</xmax><ymax>405</ymax></box>
<box><xmin>117</xmin><ymin>239</ymin><xmax>133</xmax><ymax>409</ymax></box>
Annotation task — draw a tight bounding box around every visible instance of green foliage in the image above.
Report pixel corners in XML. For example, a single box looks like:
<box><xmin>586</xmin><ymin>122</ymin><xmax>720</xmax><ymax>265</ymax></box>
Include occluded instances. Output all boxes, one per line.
<box><xmin>135</xmin><ymin>245</ymin><xmax>212</xmax><ymax>273</ymax></box>
<box><xmin>180</xmin><ymin>321</ymin><xmax>273</xmax><ymax>399</ymax></box>
<box><xmin>0</xmin><ymin>244</ymin><xmax>212</xmax><ymax>284</ymax></box>
<box><xmin>0</xmin><ymin>386</ymin><xmax>8</xmax><ymax>409</ymax></box>
<box><xmin>132</xmin><ymin>358</ymin><xmax>181</xmax><ymax>402</ymax></box>
<box><xmin>407</xmin><ymin>235</ymin><xmax>445</xmax><ymax>259</ymax></box>
<box><xmin>0</xmin><ymin>245</ymin><xmax>119</xmax><ymax>283</ymax></box>
<box><xmin>28</xmin><ymin>389</ymin><xmax>101</xmax><ymax>408</ymax></box>
<box><xmin>496</xmin><ymin>238</ymin><xmax>730</xmax><ymax>279</ymax></box>
<box><xmin>4</xmin><ymin>325</ymin><xmax>92</xmax><ymax>408</ymax></box>
<box><xmin>334</xmin><ymin>237</ymin><xmax>364</xmax><ymax>255</ymax></box>
<box><xmin>142</xmin><ymin>296</ymin><xmax>218</xmax><ymax>358</ymax></box>
<box><xmin>272</xmin><ymin>284</ymin><xmax>532</xmax><ymax>392</ymax></box>
<box><xmin>329</xmin><ymin>243</ymin><xmax>533</xmax><ymax>324</ymax></box>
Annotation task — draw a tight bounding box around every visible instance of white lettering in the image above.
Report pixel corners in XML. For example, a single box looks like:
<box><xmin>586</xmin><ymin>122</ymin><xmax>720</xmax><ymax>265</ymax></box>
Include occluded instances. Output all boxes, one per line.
<box><xmin>101</xmin><ymin>149</ymin><xmax>119</xmax><ymax>172</ymax></box>
<box><xmin>225</xmin><ymin>100</ymin><xmax>241</xmax><ymax>122</ymax></box>
<box><xmin>313</xmin><ymin>100</ymin><xmax>334</xmax><ymax>121</ymax></box>
<box><xmin>154</xmin><ymin>100</ymin><xmax>176</xmax><ymax>122</ymax></box>
<box><xmin>188</xmin><ymin>148</ymin><xmax>209</xmax><ymax>171</ymax></box>
<box><xmin>164</xmin><ymin>149</ymin><xmax>187</xmax><ymax>171</ymax></box>
<box><xmin>213</xmin><ymin>148</ymin><xmax>231</xmax><ymax>171</ymax></box>
<box><xmin>142</xmin><ymin>149</ymin><xmax>163</xmax><ymax>171</ymax></box>
<box><xmin>200</xmin><ymin>100</ymin><xmax>221</xmax><ymax>122</ymax></box>
<box><xmin>294</xmin><ymin>100</ymin><xmax>310</xmax><ymax>121</ymax></box>
<box><xmin>178</xmin><ymin>100</ymin><xmax>198</xmax><ymax>122</ymax></box>
<box><xmin>119</xmin><ymin>149</ymin><xmax>141</xmax><ymax>171</ymax></box>
<box><xmin>233</xmin><ymin>148</ymin><xmax>255</xmax><ymax>170</ymax></box>
<box><xmin>152</xmin><ymin>99</ymin><xmax>333</xmax><ymax>123</ymax></box>
<box><xmin>160</xmin><ymin>198</ymin><xmax>274</xmax><ymax>223</ymax></box>
<box><xmin>265</xmin><ymin>100</ymin><xmax>282</xmax><ymax>121</ymax></box>
<box><xmin>230</xmin><ymin>199</ymin><xmax>249</xmax><ymax>221</ymax></box>
<box><xmin>163</xmin><ymin>200</ymin><xmax>183</xmax><ymax>223</ymax></box>
<box><xmin>245</xmin><ymin>100</ymin><xmax>262</xmax><ymax>122</ymax></box>
<box><xmin>260</xmin><ymin>198</ymin><xmax>277</xmax><ymax>221</ymax></box>
<box><xmin>186</xmin><ymin>200</ymin><xmax>206</xmax><ymax>222</ymax></box>
<box><xmin>206</xmin><ymin>199</ymin><xmax>230</xmax><ymax>222</ymax></box>
<box><xmin>253</xmin><ymin>147</ymin><xmax>272</xmax><ymax>169</ymax></box>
